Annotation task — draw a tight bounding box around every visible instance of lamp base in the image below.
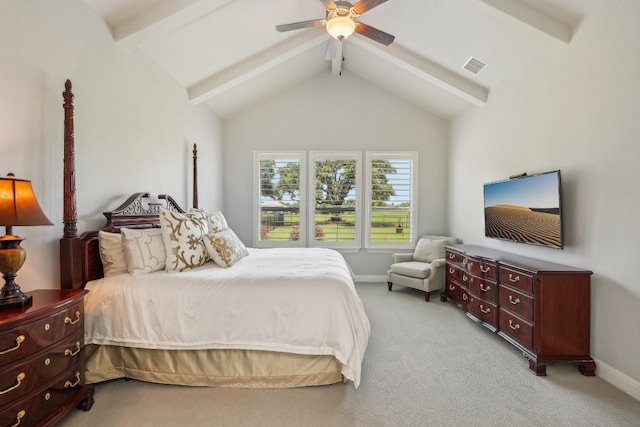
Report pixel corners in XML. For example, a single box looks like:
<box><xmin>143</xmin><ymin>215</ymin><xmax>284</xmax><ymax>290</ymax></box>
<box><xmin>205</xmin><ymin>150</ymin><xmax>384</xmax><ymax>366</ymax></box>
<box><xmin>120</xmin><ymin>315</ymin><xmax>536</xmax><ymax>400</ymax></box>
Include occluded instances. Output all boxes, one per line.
<box><xmin>0</xmin><ymin>234</ymin><xmax>32</xmax><ymax>310</ymax></box>
<box><xmin>0</xmin><ymin>289</ymin><xmax>32</xmax><ymax>310</ymax></box>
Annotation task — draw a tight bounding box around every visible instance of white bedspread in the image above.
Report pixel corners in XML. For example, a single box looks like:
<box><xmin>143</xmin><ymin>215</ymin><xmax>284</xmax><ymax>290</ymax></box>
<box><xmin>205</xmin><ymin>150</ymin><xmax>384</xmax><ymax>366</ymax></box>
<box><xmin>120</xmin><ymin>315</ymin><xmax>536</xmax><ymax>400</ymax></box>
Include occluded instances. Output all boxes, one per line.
<box><xmin>84</xmin><ymin>248</ymin><xmax>370</xmax><ymax>387</ymax></box>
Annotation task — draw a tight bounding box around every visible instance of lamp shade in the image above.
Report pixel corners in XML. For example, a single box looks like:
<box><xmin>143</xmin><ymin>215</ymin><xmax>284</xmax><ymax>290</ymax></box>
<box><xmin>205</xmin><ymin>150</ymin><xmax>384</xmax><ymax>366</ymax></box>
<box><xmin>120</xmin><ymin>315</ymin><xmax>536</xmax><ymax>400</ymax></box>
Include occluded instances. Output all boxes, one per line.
<box><xmin>326</xmin><ymin>16</ymin><xmax>356</xmax><ymax>40</ymax></box>
<box><xmin>0</xmin><ymin>174</ymin><xmax>52</xmax><ymax>227</ymax></box>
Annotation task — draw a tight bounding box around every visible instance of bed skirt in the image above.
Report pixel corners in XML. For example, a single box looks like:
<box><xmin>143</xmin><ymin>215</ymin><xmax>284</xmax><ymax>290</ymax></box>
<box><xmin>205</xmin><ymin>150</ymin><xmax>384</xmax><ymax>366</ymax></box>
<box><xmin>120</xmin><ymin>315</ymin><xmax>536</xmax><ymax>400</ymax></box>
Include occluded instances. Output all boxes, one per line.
<box><xmin>83</xmin><ymin>345</ymin><xmax>344</xmax><ymax>388</ymax></box>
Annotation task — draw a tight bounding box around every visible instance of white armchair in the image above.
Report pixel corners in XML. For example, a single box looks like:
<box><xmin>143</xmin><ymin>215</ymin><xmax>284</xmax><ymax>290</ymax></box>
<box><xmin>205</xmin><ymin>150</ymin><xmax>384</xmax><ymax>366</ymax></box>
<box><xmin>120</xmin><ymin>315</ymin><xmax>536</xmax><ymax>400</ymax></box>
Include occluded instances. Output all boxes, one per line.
<box><xmin>387</xmin><ymin>235</ymin><xmax>460</xmax><ymax>301</ymax></box>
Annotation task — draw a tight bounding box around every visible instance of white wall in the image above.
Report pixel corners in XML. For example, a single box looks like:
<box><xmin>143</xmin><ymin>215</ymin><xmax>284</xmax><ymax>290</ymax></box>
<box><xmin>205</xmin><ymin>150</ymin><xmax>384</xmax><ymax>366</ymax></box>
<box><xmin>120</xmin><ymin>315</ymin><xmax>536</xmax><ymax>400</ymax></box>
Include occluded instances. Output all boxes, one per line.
<box><xmin>223</xmin><ymin>71</ymin><xmax>447</xmax><ymax>276</ymax></box>
<box><xmin>0</xmin><ymin>1</ymin><xmax>224</xmax><ymax>290</ymax></box>
<box><xmin>449</xmin><ymin>1</ymin><xmax>640</xmax><ymax>396</ymax></box>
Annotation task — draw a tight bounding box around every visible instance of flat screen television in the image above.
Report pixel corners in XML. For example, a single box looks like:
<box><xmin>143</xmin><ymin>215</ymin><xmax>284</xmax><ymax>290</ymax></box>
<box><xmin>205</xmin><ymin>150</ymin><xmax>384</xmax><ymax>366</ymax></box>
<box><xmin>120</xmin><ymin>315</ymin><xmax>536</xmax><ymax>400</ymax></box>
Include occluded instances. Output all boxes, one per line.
<box><xmin>483</xmin><ymin>170</ymin><xmax>563</xmax><ymax>249</ymax></box>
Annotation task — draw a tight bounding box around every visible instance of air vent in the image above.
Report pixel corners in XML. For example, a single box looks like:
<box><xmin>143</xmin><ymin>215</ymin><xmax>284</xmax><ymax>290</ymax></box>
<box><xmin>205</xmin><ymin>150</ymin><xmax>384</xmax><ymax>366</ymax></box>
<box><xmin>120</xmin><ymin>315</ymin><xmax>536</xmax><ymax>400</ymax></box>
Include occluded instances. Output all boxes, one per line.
<box><xmin>463</xmin><ymin>57</ymin><xmax>487</xmax><ymax>75</ymax></box>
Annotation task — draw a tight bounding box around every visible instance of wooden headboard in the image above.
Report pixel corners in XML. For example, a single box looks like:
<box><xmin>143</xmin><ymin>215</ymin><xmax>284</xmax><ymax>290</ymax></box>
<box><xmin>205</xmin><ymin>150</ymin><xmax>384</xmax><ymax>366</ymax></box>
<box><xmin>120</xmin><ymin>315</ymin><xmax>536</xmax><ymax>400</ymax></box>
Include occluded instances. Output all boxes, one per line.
<box><xmin>59</xmin><ymin>80</ymin><xmax>197</xmax><ymax>289</ymax></box>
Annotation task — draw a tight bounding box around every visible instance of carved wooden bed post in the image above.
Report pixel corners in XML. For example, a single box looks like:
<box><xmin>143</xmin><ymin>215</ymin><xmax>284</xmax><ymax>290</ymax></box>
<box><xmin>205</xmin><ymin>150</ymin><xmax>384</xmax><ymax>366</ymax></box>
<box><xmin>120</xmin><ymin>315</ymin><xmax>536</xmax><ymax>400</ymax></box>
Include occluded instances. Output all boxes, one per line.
<box><xmin>60</xmin><ymin>80</ymin><xmax>82</xmax><ymax>289</ymax></box>
<box><xmin>193</xmin><ymin>143</ymin><xmax>198</xmax><ymax>209</ymax></box>
<box><xmin>58</xmin><ymin>80</ymin><xmax>199</xmax><ymax>289</ymax></box>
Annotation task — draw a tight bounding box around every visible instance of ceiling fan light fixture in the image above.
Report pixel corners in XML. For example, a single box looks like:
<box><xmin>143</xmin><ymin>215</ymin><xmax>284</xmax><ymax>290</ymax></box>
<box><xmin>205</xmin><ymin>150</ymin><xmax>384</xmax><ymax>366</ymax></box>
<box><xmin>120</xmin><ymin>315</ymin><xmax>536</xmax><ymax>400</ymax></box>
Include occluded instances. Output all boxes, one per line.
<box><xmin>326</xmin><ymin>16</ymin><xmax>356</xmax><ymax>40</ymax></box>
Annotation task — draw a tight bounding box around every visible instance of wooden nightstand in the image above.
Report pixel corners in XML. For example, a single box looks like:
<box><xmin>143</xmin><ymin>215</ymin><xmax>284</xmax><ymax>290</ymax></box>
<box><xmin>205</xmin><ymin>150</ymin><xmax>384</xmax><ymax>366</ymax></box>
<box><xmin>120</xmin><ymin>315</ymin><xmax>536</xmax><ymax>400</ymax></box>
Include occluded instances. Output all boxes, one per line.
<box><xmin>0</xmin><ymin>289</ymin><xmax>94</xmax><ymax>426</ymax></box>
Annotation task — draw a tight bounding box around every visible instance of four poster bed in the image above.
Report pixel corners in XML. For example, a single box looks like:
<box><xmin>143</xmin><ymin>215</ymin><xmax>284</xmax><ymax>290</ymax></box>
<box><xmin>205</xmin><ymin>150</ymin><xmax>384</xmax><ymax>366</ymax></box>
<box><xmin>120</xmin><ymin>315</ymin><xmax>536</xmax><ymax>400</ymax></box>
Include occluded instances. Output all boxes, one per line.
<box><xmin>59</xmin><ymin>80</ymin><xmax>370</xmax><ymax>389</ymax></box>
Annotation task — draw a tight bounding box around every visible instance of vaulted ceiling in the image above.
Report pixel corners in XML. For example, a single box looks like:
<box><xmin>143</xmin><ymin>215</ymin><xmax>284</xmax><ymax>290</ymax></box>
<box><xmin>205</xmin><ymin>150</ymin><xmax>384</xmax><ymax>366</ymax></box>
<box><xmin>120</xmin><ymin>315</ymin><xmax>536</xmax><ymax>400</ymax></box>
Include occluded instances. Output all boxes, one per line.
<box><xmin>83</xmin><ymin>0</ymin><xmax>603</xmax><ymax>120</ymax></box>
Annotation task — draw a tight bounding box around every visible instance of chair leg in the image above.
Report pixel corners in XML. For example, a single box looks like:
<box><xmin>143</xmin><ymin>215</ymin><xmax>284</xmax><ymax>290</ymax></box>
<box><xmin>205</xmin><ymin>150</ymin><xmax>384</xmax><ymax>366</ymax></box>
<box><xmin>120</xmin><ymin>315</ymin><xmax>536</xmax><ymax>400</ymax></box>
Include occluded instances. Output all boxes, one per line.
<box><xmin>424</xmin><ymin>291</ymin><xmax>431</xmax><ymax>302</ymax></box>
<box><xmin>387</xmin><ymin>281</ymin><xmax>393</xmax><ymax>291</ymax></box>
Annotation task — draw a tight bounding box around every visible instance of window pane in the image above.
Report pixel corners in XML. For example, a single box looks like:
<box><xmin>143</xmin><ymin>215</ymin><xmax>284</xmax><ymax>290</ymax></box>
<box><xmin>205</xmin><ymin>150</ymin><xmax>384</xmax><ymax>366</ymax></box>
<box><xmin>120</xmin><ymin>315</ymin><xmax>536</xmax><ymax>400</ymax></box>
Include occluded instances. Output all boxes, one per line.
<box><xmin>370</xmin><ymin>158</ymin><xmax>414</xmax><ymax>243</ymax></box>
<box><xmin>259</xmin><ymin>158</ymin><xmax>301</xmax><ymax>242</ymax></box>
<box><xmin>313</xmin><ymin>159</ymin><xmax>357</xmax><ymax>243</ymax></box>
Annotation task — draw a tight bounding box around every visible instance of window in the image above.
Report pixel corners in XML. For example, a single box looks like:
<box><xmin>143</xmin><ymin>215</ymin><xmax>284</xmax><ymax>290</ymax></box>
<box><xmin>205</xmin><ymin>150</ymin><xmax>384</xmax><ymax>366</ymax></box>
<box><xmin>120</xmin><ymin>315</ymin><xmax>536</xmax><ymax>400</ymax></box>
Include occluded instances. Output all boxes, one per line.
<box><xmin>253</xmin><ymin>150</ymin><xmax>417</xmax><ymax>252</ymax></box>
<box><xmin>365</xmin><ymin>151</ymin><xmax>418</xmax><ymax>250</ymax></box>
<box><xmin>308</xmin><ymin>152</ymin><xmax>361</xmax><ymax>251</ymax></box>
<box><xmin>253</xmin><ymin>152</ymin><xmax>306</xmax><ymax>247</ymax></box>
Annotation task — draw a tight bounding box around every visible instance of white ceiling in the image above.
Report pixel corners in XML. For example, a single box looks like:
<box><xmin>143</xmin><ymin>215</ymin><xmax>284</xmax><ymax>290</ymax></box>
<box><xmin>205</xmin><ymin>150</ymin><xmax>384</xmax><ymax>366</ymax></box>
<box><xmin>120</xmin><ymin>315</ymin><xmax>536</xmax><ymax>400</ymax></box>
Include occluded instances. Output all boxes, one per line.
<box><xmin>83</xmin><ymin>0</ymin><xmax>603</xmax><ymax>120</ymax></box>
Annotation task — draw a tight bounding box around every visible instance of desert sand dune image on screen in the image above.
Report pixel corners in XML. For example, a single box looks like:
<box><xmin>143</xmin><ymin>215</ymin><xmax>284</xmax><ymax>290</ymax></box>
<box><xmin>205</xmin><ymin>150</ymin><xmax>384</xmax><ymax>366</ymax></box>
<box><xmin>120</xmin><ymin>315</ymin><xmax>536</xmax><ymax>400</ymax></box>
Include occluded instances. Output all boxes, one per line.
<box><xmin>485</xmin><ymin>205</ymin><xmax>562</xmax><ymax>248</ymax></box>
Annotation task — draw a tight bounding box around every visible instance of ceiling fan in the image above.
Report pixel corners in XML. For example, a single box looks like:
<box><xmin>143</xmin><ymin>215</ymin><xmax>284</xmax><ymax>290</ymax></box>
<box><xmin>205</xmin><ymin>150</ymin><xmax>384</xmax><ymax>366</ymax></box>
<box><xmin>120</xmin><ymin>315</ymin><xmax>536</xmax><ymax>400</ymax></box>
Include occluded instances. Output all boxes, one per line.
<box><xmin>276</xmin><ymin>0</ymin><xmax>395</xmax><ymax>60</ymax></box>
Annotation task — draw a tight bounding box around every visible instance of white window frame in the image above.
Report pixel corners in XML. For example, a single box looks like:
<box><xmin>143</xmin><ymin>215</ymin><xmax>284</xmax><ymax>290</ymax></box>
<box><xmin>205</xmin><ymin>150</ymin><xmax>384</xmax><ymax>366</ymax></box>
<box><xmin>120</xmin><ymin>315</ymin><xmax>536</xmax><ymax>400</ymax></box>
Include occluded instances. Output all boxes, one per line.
<box><xmin>364</xmin><ymin>151</ymin><xmax>419</xmax><ymax>251</ymax></box>
<box><xmin>253</xmin><ymin>151</ymin><xmax>306</xmax><ymax>248</ymax></box>
<box><xmin>308</xmin><ymin>151</ymin><xmax>362</xmax><ymax>252</ymax></box>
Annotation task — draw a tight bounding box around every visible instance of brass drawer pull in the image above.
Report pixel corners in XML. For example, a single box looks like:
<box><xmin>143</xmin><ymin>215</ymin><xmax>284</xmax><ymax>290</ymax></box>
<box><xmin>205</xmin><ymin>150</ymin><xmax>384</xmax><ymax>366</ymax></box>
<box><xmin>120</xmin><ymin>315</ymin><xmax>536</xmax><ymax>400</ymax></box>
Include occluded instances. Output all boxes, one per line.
<box><xmin>509</xmin><ymin>295</ymin><xmax>520</xmax><ymax>305</ymax></box>
<box><xmin>462</xmin><ymin>293</ymin><xmax>468</xmax><ymax>301</ymax></box>
<box><xmin>448</xmin><ymin>253</ymin><xmax>455</xmax><ymax>259</ymax></box>
<box><xmin>449</xmin><ymin>284</ymin><xmax>455</xmax><ymax>291</ymax></box>
<box><xmin>65</xmin><ymin>371</ymin><xmax>81</xmax><ymax>388</ymax></box>
<box><xmin>480</xmin><ymin>265</ymin><xmax>491</xmax><ymax>273</ymax></box>
<box><xmin>508</xmin><ymin>320</ymin><xmax>520</xmax><ymax>330</ymax></box>
<box><xmin>65</xmin><ymin>341</ymin><xmax>81</xmax><ymax>357</ymax></box>
<box><xmin>480</xmin><ymin>284</ymin><xmax>491</xmax><ymax>292</ymax></box>
<box><xmin>65</xmin><ymin>311</ymin><xmax>81</xmax><ymax>325</ymax></box>
<box><xmin>0</xmin><ymin>373</ymin><xmax>26</xmax><ymax>395</ymax></box>
<box><xmin>480</xmin><ymin>305</ymin><xmax>490</xmax><ymax>314</ymax></box>
<box><xmin>449</xmin><ymin>267</ymin><xmax>455</xmax><ymax>274</ymax></box>
<box><xmin>462</xmin><ymin>274</ymin><xmax>468</xmax><ymax>282</ymax></box>
<box><xmin>0</xmin><ymin>335</ymin><xmax>25</xmax><ymax>355</ymax></box>
<box><xmin>508</xmin><ymin>274</ymin><xmax>520</xmax><ymax>283</ymax></box>
<box><xmin>10</xmin><ymin>410</ymin><xmax>26</xmax><ymax>427</ymax></box>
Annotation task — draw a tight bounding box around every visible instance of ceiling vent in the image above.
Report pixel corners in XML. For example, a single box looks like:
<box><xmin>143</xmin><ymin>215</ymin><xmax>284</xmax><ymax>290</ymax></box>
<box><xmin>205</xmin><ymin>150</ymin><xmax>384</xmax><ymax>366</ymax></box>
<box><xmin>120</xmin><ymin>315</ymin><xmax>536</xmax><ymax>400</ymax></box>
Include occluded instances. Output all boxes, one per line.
<box><xmin>463</xmin><ymin>57</ymin><xmax>487</xmax><ymax>75</ymax></box>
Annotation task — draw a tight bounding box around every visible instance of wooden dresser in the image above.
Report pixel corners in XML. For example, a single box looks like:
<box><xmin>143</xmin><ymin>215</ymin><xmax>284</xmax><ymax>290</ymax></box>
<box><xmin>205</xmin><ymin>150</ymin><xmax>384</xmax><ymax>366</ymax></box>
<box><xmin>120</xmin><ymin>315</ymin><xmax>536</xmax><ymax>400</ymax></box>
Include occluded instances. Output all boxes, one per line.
<box><xmin>442</xmin><ymin>244</ymin><xmax>595</xmax><ymax>376</ymax></box>
<box><xmin>0</xmin><ymin>289</ymin><xmax>94</xmax><ymax>426</ymax></box>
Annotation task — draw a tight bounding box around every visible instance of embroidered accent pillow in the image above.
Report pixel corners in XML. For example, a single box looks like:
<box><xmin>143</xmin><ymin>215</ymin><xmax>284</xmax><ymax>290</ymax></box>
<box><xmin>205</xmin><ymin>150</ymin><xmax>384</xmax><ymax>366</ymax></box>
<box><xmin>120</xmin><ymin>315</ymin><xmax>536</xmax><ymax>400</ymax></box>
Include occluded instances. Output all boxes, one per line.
<box><xmin>98</xmin><ymin>231</ymin><xmax>128</xmax><ymax>276</ymax></box>
<box><xmin>121</xmin><ymin>228</ymin><xmax>167</xmax><ymax>275</ymax></box>
<box><xmin>159</xmin><ymin>209</ymin><xmax>209</xmax><ymax>272</ymax></box>
<box><xmin>190</xmin><ymin>208</ymin><xmax>228</xmax><ymax>233</ymax></box>
<box><xmin>204</xmin><ymin>229</ymin><xmax>248</xmax><ymax>268</ymax></box>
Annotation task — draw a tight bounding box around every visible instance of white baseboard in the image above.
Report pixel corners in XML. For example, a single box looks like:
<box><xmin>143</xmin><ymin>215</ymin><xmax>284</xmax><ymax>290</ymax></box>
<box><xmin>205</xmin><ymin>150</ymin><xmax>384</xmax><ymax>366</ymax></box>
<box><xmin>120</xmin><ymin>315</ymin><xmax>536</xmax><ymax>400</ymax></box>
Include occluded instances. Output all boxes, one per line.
<box><xmin>354</xmin><ymin>275</ymin><xmax>387</xmax><ymax>283</ymax></box>
<box><xmin>594</xmin><ymin>357</ymin><xmax>640</xmax><ymax>401</ymax></box>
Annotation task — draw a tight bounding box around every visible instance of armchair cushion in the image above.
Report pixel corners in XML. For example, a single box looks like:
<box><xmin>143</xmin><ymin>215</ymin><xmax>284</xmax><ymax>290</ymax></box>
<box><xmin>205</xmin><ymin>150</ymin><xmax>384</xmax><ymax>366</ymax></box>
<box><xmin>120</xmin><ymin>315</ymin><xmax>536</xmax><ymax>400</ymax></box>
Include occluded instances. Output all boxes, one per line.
<box><xmin>413</xmin><ymin>238</ymin><xmax>447</xmax><ymax>262</ymax></box>
<box><xmin>389</xmin><ymin>261</ymin><xmax>432</xmax><ymax>279</ymax></box>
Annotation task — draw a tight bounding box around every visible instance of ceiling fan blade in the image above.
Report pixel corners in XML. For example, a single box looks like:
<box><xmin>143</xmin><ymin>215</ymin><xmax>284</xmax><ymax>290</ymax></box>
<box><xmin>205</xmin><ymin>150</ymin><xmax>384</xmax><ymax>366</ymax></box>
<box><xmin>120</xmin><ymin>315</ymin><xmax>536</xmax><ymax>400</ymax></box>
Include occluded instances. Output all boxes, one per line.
<box><xmin>354</xmin><ymin>22</ymin><xmax>395</xmax><ymax>46</ymax></box>
<box><xmin>352</xmin><ymin>0</ymin><xmax>389</xmax><ymax>15</ymax></box>
<box><xmin>325</xmin><ymin>38</ymin><xmax>340</xmax><ymax>60</ymax></box>
<box><xmin>319</xmin><ymin>0</ymin><xmax>337</xmax><ymax>9</ymax></box>
<box><xmin>276</xmin><ymin>19</ymin><xmax>326</xmax><ymax>32</ymax></box>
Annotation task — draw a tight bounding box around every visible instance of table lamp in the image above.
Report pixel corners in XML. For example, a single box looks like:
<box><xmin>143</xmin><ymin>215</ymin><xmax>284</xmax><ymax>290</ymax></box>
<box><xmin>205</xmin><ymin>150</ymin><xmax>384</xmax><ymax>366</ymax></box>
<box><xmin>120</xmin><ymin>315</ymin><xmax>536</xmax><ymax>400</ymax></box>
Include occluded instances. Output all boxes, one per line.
<box><xmin>0</xmin><ymin>173</ymin><xmax>53</xmax><ymax>309</ymax></box>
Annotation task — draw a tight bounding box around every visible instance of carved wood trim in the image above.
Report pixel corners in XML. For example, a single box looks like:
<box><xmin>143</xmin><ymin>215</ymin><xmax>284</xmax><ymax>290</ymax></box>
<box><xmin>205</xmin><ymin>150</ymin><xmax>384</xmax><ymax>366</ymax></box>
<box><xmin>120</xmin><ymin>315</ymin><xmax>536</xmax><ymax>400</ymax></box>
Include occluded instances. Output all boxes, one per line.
<box><xmin>193</xmin><ymin>143</ymin><xmax>198</xmax><ymax>209</ymax></box>
<box><xmin>62</xmin><ymin>79</ymin><xmax>77</xmax><ymax>239</ymax></box>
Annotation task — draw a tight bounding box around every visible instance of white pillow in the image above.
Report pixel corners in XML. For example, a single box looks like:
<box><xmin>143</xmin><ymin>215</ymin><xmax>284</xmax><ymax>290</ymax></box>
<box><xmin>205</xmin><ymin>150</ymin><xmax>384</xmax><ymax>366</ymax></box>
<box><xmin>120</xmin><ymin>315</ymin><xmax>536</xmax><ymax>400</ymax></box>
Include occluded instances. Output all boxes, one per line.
<box><xmin>190</xmin><ymin>208</ymin><xmax>228</xmax><ymax>233</ymax></box>
<box><xmin>97</xmin><ymin>231</ymin><xmax>127</xmax><ymax>276</ymax></box>
<box><xmin>413</xmin><ymin>238</ymin><xmax>447</xmax><ymax>263</ymax></box>
<box><xmin>121</xmin><ymin>228</ymin><xmax>167</xmax><ymax>275</ymax></box>
<box><xmin>159</xmin><ymin>209</ymin><xmax>209</xmax><ymax>272</ymax></box>
<box><xmin>203</xmin><ymin>229</ymin><xmax>248</xmax><ymax>268</ymax></box>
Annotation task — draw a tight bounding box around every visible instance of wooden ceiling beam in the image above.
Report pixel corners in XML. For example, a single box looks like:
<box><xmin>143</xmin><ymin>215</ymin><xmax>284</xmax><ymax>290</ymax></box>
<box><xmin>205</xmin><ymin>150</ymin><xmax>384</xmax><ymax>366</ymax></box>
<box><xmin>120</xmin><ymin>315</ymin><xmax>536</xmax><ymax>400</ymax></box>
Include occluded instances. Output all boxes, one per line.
<box><xmin>113</xmin><ymin>0</ymin><xmax>237</xmax><ymax>51</ymax></box>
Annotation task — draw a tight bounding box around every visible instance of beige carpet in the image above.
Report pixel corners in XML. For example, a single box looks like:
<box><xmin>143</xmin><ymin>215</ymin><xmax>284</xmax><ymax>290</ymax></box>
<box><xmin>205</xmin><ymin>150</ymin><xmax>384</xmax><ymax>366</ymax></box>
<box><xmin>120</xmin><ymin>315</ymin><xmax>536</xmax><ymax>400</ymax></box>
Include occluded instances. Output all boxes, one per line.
<box><xmin>61</xmin><ymin>283</ymin><xmax>640</xmax><ymax>427</ymax></box>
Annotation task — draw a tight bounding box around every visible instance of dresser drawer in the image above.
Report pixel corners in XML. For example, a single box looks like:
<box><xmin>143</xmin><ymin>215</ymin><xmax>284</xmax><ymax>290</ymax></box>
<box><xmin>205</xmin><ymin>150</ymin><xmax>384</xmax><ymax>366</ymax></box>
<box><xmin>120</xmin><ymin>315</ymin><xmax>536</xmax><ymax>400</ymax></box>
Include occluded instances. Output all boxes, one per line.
<box><xmin>468</xmin><ymin>276</ymin><xmax>497</xmax><ymax>303</ymax></box>
<box><xmin>445</xmin><ymin>281</ymin><xmax>469</xmax><ymax>310</ymax></box>
<box><xmin>446</xmin><ymin>264</ymin><xmax>462</xmax><ymax>282</ymax></box>
<box><xmin>0</xmin><ymin>331</ymin><xmax>83</xmax><ymax>408</ymax></box>
<box><xmin>467</xmin><ymin>296</ymin><xmax>497</xmax><ymax>327</ymax></box>
<box><xmin>499</xmin><ymin>309</ymin><xmax>533</xmax><ymax>349</ymax></box>
<box><xmin>0</xmin><ymin>369</ymin><xmax>83</xmax><ymax>427</ymax></box>
<box><xmin>499</xmin><ymin>286</ymin><xmax>533</xmax><ymax>322</ymax></box>
<box><xmin>499</xmin><ymin>265</ymin><xmax>534</xmax><ymax>294</ymax></box>
<box><xmin>0</xmin><ymin>301</ymin><xmax>83</xmax><ymax>369</ymax></box>
<box><xmin>465</xmin><ymin>257</ymin><xmax>498</xmax><ymax>281</ymax></box>
<box><xmin>445</xmin><ymin>249</ymin><xmax>464</xmax><ymax>265</ymax></box>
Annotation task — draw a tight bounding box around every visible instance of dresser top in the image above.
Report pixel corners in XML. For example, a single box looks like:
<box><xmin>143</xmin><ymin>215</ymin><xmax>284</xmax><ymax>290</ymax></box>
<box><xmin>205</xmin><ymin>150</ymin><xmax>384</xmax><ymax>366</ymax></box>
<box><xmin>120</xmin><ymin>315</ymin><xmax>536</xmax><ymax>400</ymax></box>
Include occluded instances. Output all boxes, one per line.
<box><xmin>0</xmin><ymin>289</ymin><xmax>87</xmax><ymax>326</ymax></box>
<box><xmin>445</xmin><ymin>244</ymin><xmax>592</xmax><ymax>275</ymax></box>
